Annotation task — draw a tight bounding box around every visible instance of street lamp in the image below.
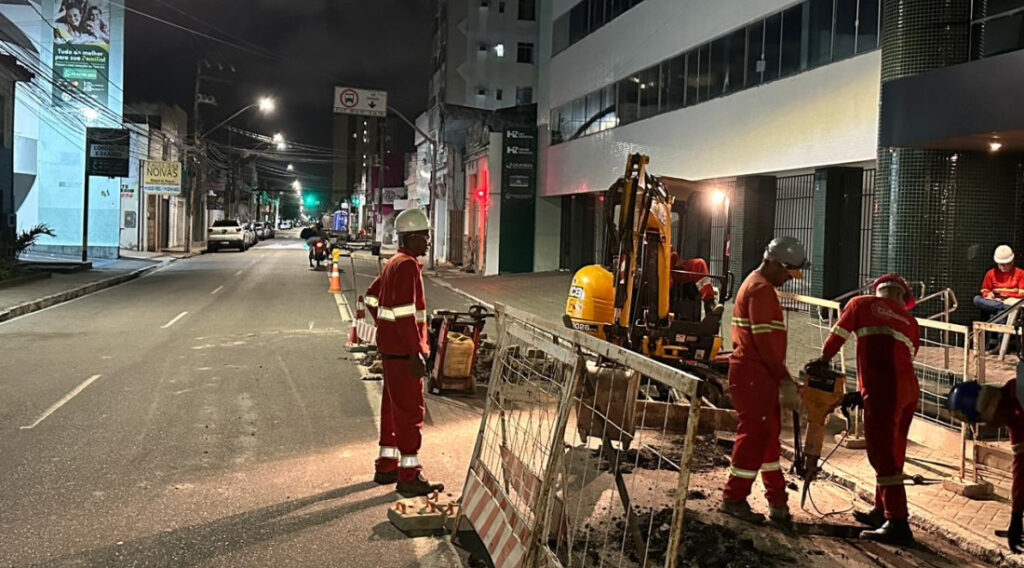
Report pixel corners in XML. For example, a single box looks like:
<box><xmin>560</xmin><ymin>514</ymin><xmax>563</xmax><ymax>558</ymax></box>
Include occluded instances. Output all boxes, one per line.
<box><xmin>201</xmin><ymin>96</ymin><xmax>276</xmax><ymax>138</ymax></box>
<box><xmin>272</xmin><ymin>132</ymin><xmax>284</xmax><ymax>144</ymax></box>
<box><xmin>287</xmin><ymin>164</ymin><xmax>294</xmax><ymax>172</ymax></box>
<box><xmin>292</xmin><ymin>180</ymin><xmax>301</xmax><ymax>191</ymax></box>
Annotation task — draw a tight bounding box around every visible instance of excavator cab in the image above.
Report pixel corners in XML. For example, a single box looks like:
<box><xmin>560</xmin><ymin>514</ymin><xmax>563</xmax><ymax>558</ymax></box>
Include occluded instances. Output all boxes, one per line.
<box><xmin>564</xmin><ymin>154</ymin><xmax>733</xmax><ymax>366</ymax></box>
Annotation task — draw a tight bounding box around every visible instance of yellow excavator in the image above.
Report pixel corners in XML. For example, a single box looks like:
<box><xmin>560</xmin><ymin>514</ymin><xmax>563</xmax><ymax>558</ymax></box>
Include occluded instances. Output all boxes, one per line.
<box><xmin>564</xmin><ymin>154</ymin><xmax>734</xmax><ymax>401</ymax></box>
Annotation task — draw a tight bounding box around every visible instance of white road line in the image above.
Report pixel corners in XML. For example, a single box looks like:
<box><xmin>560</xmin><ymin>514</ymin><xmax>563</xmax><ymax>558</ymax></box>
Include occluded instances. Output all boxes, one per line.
<box><xmin>334</xmin><ymin>293</ymin><xmax>353</xmax><ymax>323</ymax></box>
<box><xmin>234</xmin><ymin>270</ymin><xmax>244</xmax><ymax>276</ymax></box>
<box><xmin>210</xmin><ymin>286</ymin><xmax>224</xmax><ymax>295</ymax></box>
<box><xmin>161</xmin><ymin>311</ymin><xmax>189</xmax><ymax>329</ymax></box>
<box><xmin>308</xmin><ymin>320</ymin><xmax>315</xmax><ymax>330</ymax></box>
<box><xmin>20</xmin><ymin>374</ymin><xmax>102</xmax><ymax>430</ymax></box>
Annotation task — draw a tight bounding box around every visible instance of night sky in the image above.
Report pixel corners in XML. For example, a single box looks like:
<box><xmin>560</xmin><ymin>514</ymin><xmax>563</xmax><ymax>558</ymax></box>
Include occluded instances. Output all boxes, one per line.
<box><xmin>124</xmin><ymin>0</ymin><xmax>433</xmax><ymax>187</ymax></box>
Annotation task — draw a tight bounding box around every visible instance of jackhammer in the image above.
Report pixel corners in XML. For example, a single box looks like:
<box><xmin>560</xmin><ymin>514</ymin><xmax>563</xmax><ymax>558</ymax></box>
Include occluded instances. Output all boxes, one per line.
<box><xmin>796</xmin><ymin>361</ymin><xmax>853</xmax><ymax>508</ymax></box>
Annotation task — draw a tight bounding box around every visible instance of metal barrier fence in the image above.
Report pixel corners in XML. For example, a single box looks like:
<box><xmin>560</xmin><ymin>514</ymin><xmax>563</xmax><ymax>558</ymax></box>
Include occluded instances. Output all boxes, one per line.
<box><xmin>459</xmin><ymin>304</ymin><xmax>705</xmax><ymax>568</ymax></box>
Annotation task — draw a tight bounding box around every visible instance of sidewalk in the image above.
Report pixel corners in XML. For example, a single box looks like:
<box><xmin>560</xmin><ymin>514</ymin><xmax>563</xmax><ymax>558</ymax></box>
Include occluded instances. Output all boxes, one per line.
<box><xmin>436</xmin><ymin>270</ymin><xmax>1022</xmax><ymax>564</ymax></box>
<box><xmin>0</xmin><ymin>255</ymin><xmax>167</xmax><ymax>322</ymax></box>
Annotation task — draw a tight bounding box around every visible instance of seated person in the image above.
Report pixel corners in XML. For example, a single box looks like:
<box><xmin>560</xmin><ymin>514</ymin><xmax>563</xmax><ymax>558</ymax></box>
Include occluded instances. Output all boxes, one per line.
<box><xmin>669</xmin><ymin>249</ymin><xmax>717</xmax><ymax>321</ymax></box>
<box><xmin>974</xmin><ymin>244</ymin><xmax>1024</xmax><ymax>350</ymax></box>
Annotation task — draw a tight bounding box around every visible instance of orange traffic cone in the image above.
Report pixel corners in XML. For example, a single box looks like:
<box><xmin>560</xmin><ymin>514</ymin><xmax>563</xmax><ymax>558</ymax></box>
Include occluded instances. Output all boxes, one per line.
<box><xmin>348</xmin><ymin>323</ymin><xmax>359</xmax><ymax>345</ymax></box>
<box><xmin>328</xmin><ymin>261</ymin><xmax>342</xmax><ymax>293</ymax></box>
<box><xmin>355</xmin><ymin>295</ymin><xmax>366</xmax><ymax>320</ymax></box>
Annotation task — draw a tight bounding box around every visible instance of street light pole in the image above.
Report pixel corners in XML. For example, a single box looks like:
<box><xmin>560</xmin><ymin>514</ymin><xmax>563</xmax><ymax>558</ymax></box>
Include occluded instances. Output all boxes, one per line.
<box><xmin>387</xmin><ymin>106</ymin><xmax>438</xmax><ymax>269</ymax></box>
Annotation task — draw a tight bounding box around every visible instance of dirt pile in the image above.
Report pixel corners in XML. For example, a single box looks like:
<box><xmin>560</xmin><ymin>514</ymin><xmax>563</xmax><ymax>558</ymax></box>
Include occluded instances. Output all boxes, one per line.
<box><xmin>622</xmin><ymin>434</ymin><xmax>730</xmax><ymax>473</ymax></box>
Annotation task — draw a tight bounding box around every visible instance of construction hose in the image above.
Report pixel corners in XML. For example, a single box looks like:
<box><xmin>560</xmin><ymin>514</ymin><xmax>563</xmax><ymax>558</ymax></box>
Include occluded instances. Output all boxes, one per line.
<box><xmin>799</xmin><ymin>430</ymin><xmax>858</xmax><ymax>518</ymax></box>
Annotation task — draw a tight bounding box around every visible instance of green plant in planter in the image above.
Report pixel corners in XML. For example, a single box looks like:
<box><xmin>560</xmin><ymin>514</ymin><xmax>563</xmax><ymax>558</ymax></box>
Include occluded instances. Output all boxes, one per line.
<box><xmin>0</xmin><ymin>224</ymin><xmax>56</xmax><ymax>280</ymax></box>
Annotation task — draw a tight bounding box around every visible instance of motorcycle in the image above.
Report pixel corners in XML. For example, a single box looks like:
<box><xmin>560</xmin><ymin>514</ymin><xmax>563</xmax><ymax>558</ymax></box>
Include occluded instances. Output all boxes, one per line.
<box><xmin>308</xmin><ymin>237</ymin><xmax>328</xmax><ymax>268</ymax></box>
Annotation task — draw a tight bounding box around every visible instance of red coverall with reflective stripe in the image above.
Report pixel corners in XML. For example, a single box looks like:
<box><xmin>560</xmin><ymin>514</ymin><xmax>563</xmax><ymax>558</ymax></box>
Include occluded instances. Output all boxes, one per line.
<box><xmin>670</xmin><ymin>253</ymin><xmax>715</xmax><ymax>301</ymax></box>
<box><xmin>981</xmin><ymin>267</ymin><xmax>1024</xmax><ymax>298</ymax></box>
<box><xmin>723</xmin><ymin>270</ymin><xmax>789</xmax><ymax>506</ymax></box>
<box><xmin>365</xmin><ymin>249</ymin><xmax>430</xmax><ymax>482</ymax></box>
<box><xmin>993</xmin><ymin>379</ymin><xmax>1024</xmax><ymax>515</ymax></box>
<box><xmin>821</xmin><ymin>295</ymin><xmax>920</xmax><ymax>520</ymax></box>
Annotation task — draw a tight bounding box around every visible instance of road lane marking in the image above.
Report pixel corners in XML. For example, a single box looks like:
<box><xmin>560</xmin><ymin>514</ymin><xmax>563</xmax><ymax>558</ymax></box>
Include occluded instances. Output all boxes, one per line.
<box><xmin>161</xmin><ymin>311</ymin><xmax>189</xmax><ymax>329</ymax></box>
<box><xmin>20</xmin><ymin>375</ymin><xmax>102</xmax><ymax>430</ymax></box>
<box><xmin>308</xmin><ymin>320</ymin><xmax>315</xmax><ymax>330</ymax></box>
<box><xmin>210</xmin><ymin>286</ymin><xmax>224</xmax><ymax>295</ymax></box>
<box><xmin>334</xmin><ymin>293</ymin><xmax>352</xmax><ymax>323</ymax></box>
<box><xmin>234</xmin><ymin>270</ymin><xmax>244</xmax><ymax>276</ymax></box>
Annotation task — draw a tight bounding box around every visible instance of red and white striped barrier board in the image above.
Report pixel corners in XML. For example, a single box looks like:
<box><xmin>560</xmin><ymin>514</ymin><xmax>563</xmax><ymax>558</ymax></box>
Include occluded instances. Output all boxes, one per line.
<box><xmin>463</xmin><ymin>462</ymin><xmax>529</xmax><ymax>568</ymax></box>
<box><xmin>354</xmin><ymin>319</ymin><xmax>377</xmax><ymax>345</ymax></box>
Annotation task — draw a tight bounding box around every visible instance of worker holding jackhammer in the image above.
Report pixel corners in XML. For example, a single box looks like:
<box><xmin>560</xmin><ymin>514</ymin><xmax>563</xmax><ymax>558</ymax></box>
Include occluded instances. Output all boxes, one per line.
<box><xmin>364</xmin><ymin>208</ymin><xmax>445</xmax><ymax>497</ymax></box>
<box><xmin>948</xmin><ymin>379</ymin><xmax>1024</xmax><ymax>552</ymax></box>
<box><xmin>808</xmin><ymin>273</ymin><xmax>919</xmax><ymax>545</ymax></box>
<box><xmin>720</xmin><ymin>236</ymin><xmax>806</xmax><ymax>524</ymax></box>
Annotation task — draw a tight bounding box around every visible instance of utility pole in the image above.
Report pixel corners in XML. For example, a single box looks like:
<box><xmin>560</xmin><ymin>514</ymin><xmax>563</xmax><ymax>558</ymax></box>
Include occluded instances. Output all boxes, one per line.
<box><xmin>378</xmin><ymin>117</ymin><xmax>385</xmax><ymax>244</ymax></box>
<box><xmin>187</xmin><ymin>59</ymin><xmax>201</xmax><ymax>254</ymax></box>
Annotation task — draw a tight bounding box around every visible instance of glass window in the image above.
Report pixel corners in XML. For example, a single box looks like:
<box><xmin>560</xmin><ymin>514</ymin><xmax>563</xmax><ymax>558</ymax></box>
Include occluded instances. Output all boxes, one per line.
<box><xmin>617</xmin><ymin>75</ymin><xmax>640</xmax><ymax>126</ymax></box>
<box><xmin>746</xmin><ymin>20</ymin><xmax>764</xmax><ymax>87</ymax></box>
<box><xmin>516</xmin><ymin>86</ymin><xmax>533</xmax><ymax>104</ymax></box>
<box><xmin>764</xmin><ymin>13</ymin><xmax>782</xmax><ymax>81</ymax></box>
<box><xmin>975</xmin><ymin>13</ymin><xmax>1024</xmax><ymax>58</ymax></box>
<box><xmin>725</xmin><ymin>28</ymin><xmax>746</xmax><ymax>94</ymax></box>
<box><xmin>610</xmin><ymin>0</ymin><xmax>629</xmax><ymax>18</ymax></box>
<box><xmin>697</xmin><ymin>44</ymin><xmax>710</xmax><ymax>102</ymax></box>
<box><xmin>684</xmin><ymin>48</ymin><xmax>699</xmax><ymax>105</ymax></box>
<box><xmin>600</xmin><ymin>84</ymin><xmax>618</xmax><ymax>130</ymax></box>
<box><xmin>974</xmin><ymin>0</ymin><xmax>1024</xmax><ymax>20</ymax></box>
<box><xmin>553</xmin><ymin>12</ymin><xmax>571</xmax><ymax>54</ymax></box>
<box><xmin>569</xmin><ymin>1</ymin><xmax>589</xmax><ymax>44</ymax></box>
<box><xmin>589</xmin><ymin>0</ymin><xmax>606</xmax><ymax>31</ymax></box>
<box><xmin>660</xmin><ymin>53</ymin><xmax>685</xmax><ymax>112</ymax></box>
<box><xmin>807</xmin><ymin>0</ymin><xmax>834</xmax><ymax>68</ymax></box>
<box><xmin>638</xmin><ymin>65</ymin><xmax>660</xmax><ymax>118</ymax></box>
<box><xmin>518</xmin><ymin>0</ymin><xmax>536</xmax><ymax>20</ymax></box>
<box><xmin>834</xmin><ymin>0</ymin><xmax>858</xmax><ymax>59</ymax></box>
<box><xmin>517</xmin><ymin>42</ymin><xmax>534</xmax><ymax>63</ymax></box>
<box><xmin>780</xmin><ymin>3</ymin><xmax>805</xmax><ymax>77</ymax></box>
<box><xmin>570</xmin><ymin>98</ymin><xmax>586</xmax><ymax>138</ymax></box>
<box><xmin>857</xmin><ymin>0</ymin><xmax>879</xmax><ymax>53</ymax></box>
<box><xmin>585</xmin><ymin>90</ymin><xmax>603</xmax><ymax>134</ymax></box>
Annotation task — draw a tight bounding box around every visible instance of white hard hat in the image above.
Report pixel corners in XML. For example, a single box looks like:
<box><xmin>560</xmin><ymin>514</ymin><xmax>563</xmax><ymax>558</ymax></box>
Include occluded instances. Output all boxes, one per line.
<box><xmin>995</xmin><ymin>244</ymin><xmax>1015</xmax><ymax>264</ymax></box>
<box><xmin>395</xmin><ymin>208</ymin><xmax>430</xmax><ymax>234</ymax></box>
<box><xmin>765</xmin><ymin>236</ymin><xmax>807</xmax><ymax>278</ymax></box>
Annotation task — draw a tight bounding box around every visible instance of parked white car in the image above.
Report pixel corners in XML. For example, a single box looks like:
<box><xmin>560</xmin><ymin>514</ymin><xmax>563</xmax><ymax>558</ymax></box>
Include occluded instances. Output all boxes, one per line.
<box><xmin>279</xmin><ymin>220</ymin><xmax>292</xmax><ymax>230</ymax></box>
<box><xmin>207</xmin><ymin>219</ymin><xmax>254</xmax><ymax>252</ymax></box>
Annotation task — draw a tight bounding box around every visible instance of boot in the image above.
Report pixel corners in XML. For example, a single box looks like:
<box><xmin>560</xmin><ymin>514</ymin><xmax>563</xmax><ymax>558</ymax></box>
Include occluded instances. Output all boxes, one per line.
<box><xmin>769</xmin><ymin>505</ymin><xmax>792</xmax><ymax>524</ymax></box>
<box><xmin>396</xmin><ymin>474</ymin><xmax>445</xmax><ymax>497</ymax></box>
<box><xmin>373</xmin><ymin>470</ymin><xmax>398</xmax><ymax>485</ymax></box>
<box><xmin>853</xmin><ymin>508</ymin><xmax>885</xmax><ymax>529</ymax></box>
<box><xmin>719</xmin><ymin>500</ymin><xmax>764</xmax><ymax>524</ymax></box>
<box><xmin>860</xmin><ymin>519</ymin><xmax>915</xmax><ymax>546</ymax></box>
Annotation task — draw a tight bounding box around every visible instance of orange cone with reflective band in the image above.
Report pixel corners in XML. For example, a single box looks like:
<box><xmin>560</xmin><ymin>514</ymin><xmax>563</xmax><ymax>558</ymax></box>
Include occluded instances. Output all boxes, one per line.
<box><xmin>348</xmin><ymin>323</ymin><xmax>359</xmax><ymax>345</ymax></box>
<box><xmin>328</xmin><ymin>261</ymin><xmax>342</xmax><ymax>293</ymax></box>
<box><xmin>356</xmin><ymin>295</ymin><xmax>366</xmax><ymax>320</ymax></box>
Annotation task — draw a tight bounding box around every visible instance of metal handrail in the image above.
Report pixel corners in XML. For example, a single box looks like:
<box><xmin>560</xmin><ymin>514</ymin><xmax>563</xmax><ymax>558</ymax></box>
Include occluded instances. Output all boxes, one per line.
<box><xmin>916</xmin><ymin>288</ymin><xmax>959</xmax><ymax>321</ymax></box>
<box><xmin>831</xmin><ymin>279</ymin><xmax>927</xmax><ymax>305</ymax></box>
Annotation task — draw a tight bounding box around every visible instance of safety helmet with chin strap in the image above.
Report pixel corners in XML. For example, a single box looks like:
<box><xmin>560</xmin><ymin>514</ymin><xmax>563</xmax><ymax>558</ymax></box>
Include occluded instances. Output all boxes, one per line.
<box><xmin>873</xmin><ymin>273</ymin><xmax>915</xmax><ymax>310</ymax></box>
<box><xmin>395</xmin><ymin>208</ymin><xmax>430</xmax><ymax>234</ymax></box>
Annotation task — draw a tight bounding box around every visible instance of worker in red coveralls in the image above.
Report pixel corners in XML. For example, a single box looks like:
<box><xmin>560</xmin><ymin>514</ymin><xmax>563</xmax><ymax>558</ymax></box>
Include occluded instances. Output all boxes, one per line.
<box><xmin>364</xmin><ymin>208</ymin><xmax>444</xmax><ymax>497</ymax></box>
<box><xmin>669</xmin><ymin>250</ymin><xmax>717</xmax><ymax>316</ymax></box>
<box><xmin>809</xmin><ymin>273</ymin><xmax>919</xmax><ymax>545</ymax></box>
<box><xmin>975</xmin><ymin>245</ymin><xmax>1024</xmax><ymax>351</ymax></box>
<box><xmin>721</xmin><ymin>236</ymin><xmax>806</xmax><ymax>524</ymax></box>
<box><xmin>948</xmin><ymin>379</ymin><xmax>1024</xmax><ymax>552</ymax></box>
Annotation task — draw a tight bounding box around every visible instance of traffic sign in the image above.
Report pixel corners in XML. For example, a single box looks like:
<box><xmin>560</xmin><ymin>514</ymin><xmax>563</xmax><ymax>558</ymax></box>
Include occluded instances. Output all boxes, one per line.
<box><xmin>333</xmin><ymin>86</ymin><xmax>387</xmax><ymax>118</ymax></box>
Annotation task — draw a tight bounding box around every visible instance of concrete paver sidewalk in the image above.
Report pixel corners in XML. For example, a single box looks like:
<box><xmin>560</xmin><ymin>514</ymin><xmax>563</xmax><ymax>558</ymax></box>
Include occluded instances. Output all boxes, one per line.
<box><xmin>0</xmin><ymin>256</ymin><xmax>165</xmax><ymax>321</ymax></box>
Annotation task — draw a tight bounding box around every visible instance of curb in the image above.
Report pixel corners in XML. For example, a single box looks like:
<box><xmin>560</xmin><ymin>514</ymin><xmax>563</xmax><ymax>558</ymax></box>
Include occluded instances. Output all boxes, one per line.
<box><xmin>0</xmin><ymin>263</ymin><xmax>163</xmax><ymax>324</ymax></box>
<box><xmin>426</xmin><ymin>276</ymin><xmax>495</xmax><ymax>311</ymax></box>
<box><xmin>779</xmin><ymin>442</ymin><xmax>1024</xmax><ymax>568</ymax></box>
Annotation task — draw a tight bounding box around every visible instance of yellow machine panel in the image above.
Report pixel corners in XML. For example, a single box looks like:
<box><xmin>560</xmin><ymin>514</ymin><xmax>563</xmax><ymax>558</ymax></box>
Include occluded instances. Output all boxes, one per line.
<box><xmin>565</xmin><ymin>265</ymin><xmax>614</xmax><ymax>337</ymax></box>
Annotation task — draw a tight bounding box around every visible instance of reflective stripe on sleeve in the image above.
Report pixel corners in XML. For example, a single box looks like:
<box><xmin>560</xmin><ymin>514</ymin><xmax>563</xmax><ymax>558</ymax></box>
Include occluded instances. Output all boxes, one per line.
<box><xmin>364</xmin><ymin>295</ymin><xmax>379</xmax><ymax>307</ymax></box>
<box><xmin>378</xmin><ymin>304</ymin><xmax>418</xmax><ymax>321</ymax></box>
<box><xmin>830</xmin><ymin>325</ymin><xmax>853</xmax><ymax>341</ymax></box>
<box><xmin>417</xmin><ymin>310</ymin><xmax>428</xmax><ymax>323</ymax></box>
<box><xmin>855</xmin><ymin>326</ymin><xmax>915</xmax><ymax>356</ymax></box>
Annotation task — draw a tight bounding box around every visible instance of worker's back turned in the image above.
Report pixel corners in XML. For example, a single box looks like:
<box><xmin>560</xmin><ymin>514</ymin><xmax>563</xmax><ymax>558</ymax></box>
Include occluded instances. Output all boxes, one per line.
<box><xmin>730</xmin><ymin>270</ymin><xmax>790</xmax><ymax>385</ymax></box>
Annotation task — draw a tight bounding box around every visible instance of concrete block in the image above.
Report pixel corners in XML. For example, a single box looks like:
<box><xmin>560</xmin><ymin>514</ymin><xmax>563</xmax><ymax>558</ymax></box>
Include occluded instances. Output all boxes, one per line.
<box><xmin>943</xmin><ymin>476</ymin><xmax>995</xmax><ymax>500</ymax></box>
<box><xmin>387</xmin><ymin>493</ymin><xmax>454</xmax><ymax>536</ymax></box>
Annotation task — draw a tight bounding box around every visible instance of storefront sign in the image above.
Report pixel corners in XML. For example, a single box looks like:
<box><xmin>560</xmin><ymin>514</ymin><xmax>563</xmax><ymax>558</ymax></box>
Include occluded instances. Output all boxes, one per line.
<box><xmin>499</xmin><ymin>127</ymin><xmax>537</xmax><ymax>273</ymax></box>
<box><xmin>142</xmin><ymin>160</ymin><xmax>182</xmax><ymax>194</ymax></box>
<box><xmin>53</xmin><ymin>0</ymin><xmax>111</xmax><ymax>106</ymax></box>
<box><xmin>85</xmin><ymin>127</ymin><xmax>129</xmax><ymax>177</ymax></box>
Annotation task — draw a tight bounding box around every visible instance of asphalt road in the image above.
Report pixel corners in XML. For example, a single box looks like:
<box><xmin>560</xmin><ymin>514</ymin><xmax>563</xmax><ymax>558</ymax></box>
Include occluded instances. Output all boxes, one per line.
<box><xmin>0</xmin><ymin>231</ymin><xmax>485</xmax><ymax>568</ymax></box>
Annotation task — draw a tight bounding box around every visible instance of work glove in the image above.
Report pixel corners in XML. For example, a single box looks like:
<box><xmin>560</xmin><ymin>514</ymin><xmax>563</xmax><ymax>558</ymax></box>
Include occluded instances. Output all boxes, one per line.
<box><xmin>803</xmin><ymin>358</ymin><xmax>831</xmax><ymax>377</ymax></box>
<box><xmin>779</xmin><ymin>379</ymin><xmax>800</xmax><ymax>412</ymax></box>
<box><xmin>841</xmin><ymin>391</ymin><xmax>863</xmax><ymax>410</ymax></box>
<box><xmin>409</xmin><ymin>353</ymin><xmax>427</xmax><ymax>378</ymax></box>
<box><xmin>1010</xmin><ymin>511</ymin><xmax>1023</xmax><ymax>553</ymax></box>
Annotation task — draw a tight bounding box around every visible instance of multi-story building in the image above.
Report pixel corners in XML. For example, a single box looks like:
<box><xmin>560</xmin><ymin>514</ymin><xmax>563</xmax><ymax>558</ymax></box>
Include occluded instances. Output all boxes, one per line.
<box><xmin>534</xmin><ymin>0</ymin><xmax>1024</xmax><ymax>320</ymax></box>
<box><xmin>419</xmin><ymin>0</ymin><xmax>539</xmax><ymax>270</ymax></box>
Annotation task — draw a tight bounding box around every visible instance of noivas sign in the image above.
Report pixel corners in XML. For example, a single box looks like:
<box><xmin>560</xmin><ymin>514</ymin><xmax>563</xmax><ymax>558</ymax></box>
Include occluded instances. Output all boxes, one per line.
<box><xmin>143</xmin><ymin>160</ymin><xmax>182</xmax><ymax>195</ymax></box>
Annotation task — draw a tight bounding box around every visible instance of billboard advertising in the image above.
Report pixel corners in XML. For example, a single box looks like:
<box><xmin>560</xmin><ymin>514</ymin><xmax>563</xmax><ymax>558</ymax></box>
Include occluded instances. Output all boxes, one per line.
<box><xmin>53</xmin><ymin>0</ymin><xmax>111</xmax><ymax>105</ymax></box>
<box><xmin>142</xmin><ymin>160</ymin><xmax>182</xmax><ymax>194</ymax></box>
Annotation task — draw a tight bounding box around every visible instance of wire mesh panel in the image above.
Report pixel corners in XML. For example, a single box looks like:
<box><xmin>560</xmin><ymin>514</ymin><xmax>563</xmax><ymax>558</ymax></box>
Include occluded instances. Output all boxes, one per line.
<box><xmin>460</xmin><ymin>304</ymin><xmax>705</xmax><ymax>568</ymax></box>
<box><xmin>775</xmin><ymin>174</ymin><xmax>815</xmax><ymax>303</ymax></box>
